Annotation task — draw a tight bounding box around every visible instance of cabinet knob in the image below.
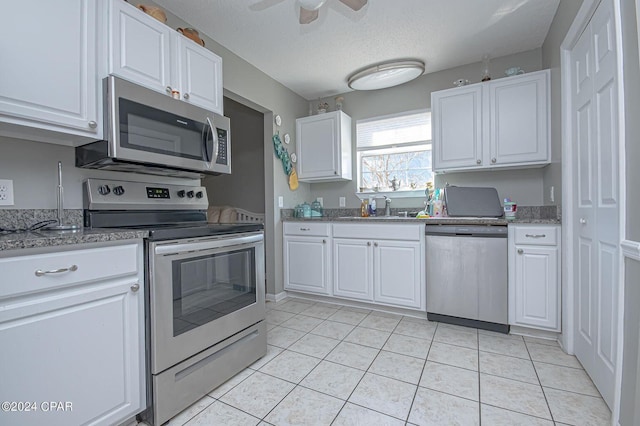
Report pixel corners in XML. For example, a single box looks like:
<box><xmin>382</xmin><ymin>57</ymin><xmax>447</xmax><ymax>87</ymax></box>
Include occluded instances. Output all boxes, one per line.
<box><xmin>322</xmin><ymin>239</ymin><xmax>326</xmax><ymax>244</ymax></box>
<box><xmin>476</xmin><ymin>159</ymin><xmax>481</xmax><ymax>165</ymax></box>
<box><xmin>183</xmin><ymin>92</ymin><xmax>190</xmax><ymax>100</ymax></box>
<box><xmin>491</xmin><ymin>158</ymin><xmax>497</xmax><ymax>164</ymax></box>
<box><xmin>517</xmin><ymin>249</ymin><xmax>524</xmax><ymax>254</ymax></box>
<box><xmin>334</xmin><ymin>171</ymin><xmax>338</xmax><ymax>175</ymax></box>
<box><xmin>88</xmin><ymin>120</ymin><xmax>97</xmax><ymax>129</ymax></box>
<box><xmin>300</xmin><ymin>227</ymin><xmax>310</xmax><ymax>231</ymax></box>
<box><xmin>374</xmin><ymin>242</ymin><xmax>378</xmax><ymax>247</ymax></box>
<box><xmin>367</xmin><ymin>241</ymin><xmax>371</xmax><ymax>246</ymax></box>
<box><xmin>131</xmin><ymin>283</ymin><xmax>140</xmax><ymax>293</ymax></box>
<box><xmin>579</xmin><ymin>218</ymin><xmax>587</xmax><ymax>224</ymax></box>
<box><xmin>166</xmin><ymin>86</ymin><xmax>172</xmax><ymax>94</ymax></box>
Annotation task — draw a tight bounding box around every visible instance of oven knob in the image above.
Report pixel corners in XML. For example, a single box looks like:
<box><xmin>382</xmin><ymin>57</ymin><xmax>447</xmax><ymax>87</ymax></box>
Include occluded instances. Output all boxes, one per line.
<box><xmin>98</xmin><ymin>185</ymin><xmax>110</xmax><ymax>195</ymax></box>
<box><xmin>196</xmin><ymin>191</ymin><xmax>203</xmax><ymax>199</ymax></box>
<box><xmin>186</xmin><ymin>190</ymin><xmax>195</xmax><ymax>198</ymax></box>
<box><xmin>113</xmin><ymin>185</ymin><xmax>125</xmax><ymax>196</ymax></box>
<box><xmin>177</xmin><ymin>190</ymin><xmax>186</xmax><ymax>198</ymax></box>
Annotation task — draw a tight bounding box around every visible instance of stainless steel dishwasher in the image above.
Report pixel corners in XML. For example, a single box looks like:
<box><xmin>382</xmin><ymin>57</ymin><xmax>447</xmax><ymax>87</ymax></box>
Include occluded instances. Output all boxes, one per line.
<box><xmin>426</xmin><ymin>224</ymin><xmax>508</xmax><ymax>333</ymax></box>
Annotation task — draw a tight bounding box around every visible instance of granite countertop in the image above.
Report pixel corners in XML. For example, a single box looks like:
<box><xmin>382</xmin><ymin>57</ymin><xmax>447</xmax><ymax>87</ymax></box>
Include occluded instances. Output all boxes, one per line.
<box><xmin>0</xmin><ymin>228</ymin><xmax>148</xmax><ymax>252</ymax></box>
<box><xmin>282</xmin><ymin>216</ymin><xmax>560</xmax><ymax>225</ymax></box>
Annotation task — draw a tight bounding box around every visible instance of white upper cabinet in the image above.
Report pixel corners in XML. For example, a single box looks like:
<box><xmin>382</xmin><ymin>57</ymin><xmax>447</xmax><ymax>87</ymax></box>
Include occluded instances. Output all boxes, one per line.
<box><xmin>107</xmin><ymin>0</ymin><xmax>223</xmax><ymax>114</ymax></box>
<box><xmin>432</xmin><ymin>70</ymin><xmax>550</xmax><ymax>172</ymax></box>
<box><xmin>0</xmin><ymin>0</ymin><xmax>101</xmax><ymax>145</ymax></box>
<box><xmin>489</xmin><ymin>72</ymin><xmax>549</xmax><ymax>166</ymax></box>
<box><xmin>432</xmin><ymin>85</ymin><xmax>483</xmax><ymax>169</ymax></box>
<box><xmin>108</xmin><ymin>0</ymin><xmax>173</xmax><ymax>93</ymax></box>
<box><xmin>295</xmin><ymin>111</ymin><xmax>352</xmax><ymax>182</ymax></box>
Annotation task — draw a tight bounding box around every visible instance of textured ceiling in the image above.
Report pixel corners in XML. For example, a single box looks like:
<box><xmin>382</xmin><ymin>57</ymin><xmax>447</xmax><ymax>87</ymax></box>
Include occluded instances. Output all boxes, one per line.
<box><xmin>153</xmin><ymin>0</ymin><xmax>560</xmax><ymax>100</ymax></box>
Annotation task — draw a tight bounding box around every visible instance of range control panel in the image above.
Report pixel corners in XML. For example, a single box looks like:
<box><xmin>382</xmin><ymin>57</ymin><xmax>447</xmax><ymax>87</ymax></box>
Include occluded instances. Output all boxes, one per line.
<box><xmin>84</xmin><ymin>179</ymin><xmax>208</xmax><ymax>210</ymax></box>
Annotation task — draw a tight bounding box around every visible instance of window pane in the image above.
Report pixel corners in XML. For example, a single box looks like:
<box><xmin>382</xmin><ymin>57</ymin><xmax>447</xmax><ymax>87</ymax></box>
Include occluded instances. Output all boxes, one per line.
<box><xmin>359</xmin><ymin>149</ymin><xmax>433</xmax><ymax>191</ymax></box>
<box><xmin>357</xmin><ymin>110</ymin><xmax>431</xmax><ymax>149</ymax></box>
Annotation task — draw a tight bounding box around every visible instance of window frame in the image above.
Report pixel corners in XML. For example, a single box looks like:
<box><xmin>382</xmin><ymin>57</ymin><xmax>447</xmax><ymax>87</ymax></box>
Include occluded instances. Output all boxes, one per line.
<box><xmin>355</xmin><ymin>109</ymin><xmax>433</xmax><ymax>199</ymax></box>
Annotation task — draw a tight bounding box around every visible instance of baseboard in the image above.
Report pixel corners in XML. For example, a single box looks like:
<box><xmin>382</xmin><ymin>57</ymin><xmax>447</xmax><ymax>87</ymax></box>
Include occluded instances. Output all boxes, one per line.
<box><xmin>265</xmin><ymin>291</ymin><xmax>288</xmax><ymax>302</ymax></box>
<box><xmin>621</xmin><ymin>239</ymin><xmax>640</xmax><ymax>261</ymax></box>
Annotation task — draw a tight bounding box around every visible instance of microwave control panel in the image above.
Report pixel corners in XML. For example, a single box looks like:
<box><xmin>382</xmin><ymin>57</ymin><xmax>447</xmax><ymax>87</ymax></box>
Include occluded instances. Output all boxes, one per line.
<box><xmin>216</xmin><ymin>129</ymin><xmax>228</xmax><ymax>165</ymax></box>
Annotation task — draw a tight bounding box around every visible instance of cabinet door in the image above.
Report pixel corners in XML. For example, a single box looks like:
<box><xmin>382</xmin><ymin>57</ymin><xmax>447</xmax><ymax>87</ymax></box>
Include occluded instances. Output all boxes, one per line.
<box><xmin>432</xmin><ymin>85</ymin><xmax>483</xmax><ymax>171</ymax></box>
<box><xmin>296</xmin><ymin>113</ymin><xmax>341</xmax><ymax>180</ymax></box>
<box><xmin>374</xmin><ymin>240</ymin><xmax>424</xmax><ymax>309</ymax></box>
<box><xmin>512</xmin><ymin>245</ymin><xmax>559</xmax><ymax>330</ymax></box>
<box><xmin>108</xmin><ymin>0</ymin><xmax>172</xmax><ymax>94</ymax></box>
<box><xmin>0</xmin><ymin>0</ymin><xmax>100</xmax><ymax>139</ymax></box>
<box><xmin>177</xmin><ymin>37</ymin><xmax>223</xmax><ymax>114</ymax></box>
<box><xmin>283</xmin><ymin>236</ymin><xmax>330</xmax><ymax>295</ymax></box>
<box><xmin>333</xmin><ymin>238</ymin><xmax>373</xmax><ymax>301</ymax></box>
<box><xmin>0</xmin><ymin>278</ymin><xmax>144</xmax><ymax>426</ymax></box>
<box><xmin>489</xmin><ymin>71</ymin><xmax>549</xmax><ymax>166</ymax></box>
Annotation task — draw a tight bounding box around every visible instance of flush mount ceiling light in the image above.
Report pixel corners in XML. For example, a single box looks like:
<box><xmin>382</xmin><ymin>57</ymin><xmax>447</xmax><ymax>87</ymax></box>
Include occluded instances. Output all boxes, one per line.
<box><xmin>348</xmin><ymin>60</ymin><xmax>425</xmax><ymax>91</ymax></box>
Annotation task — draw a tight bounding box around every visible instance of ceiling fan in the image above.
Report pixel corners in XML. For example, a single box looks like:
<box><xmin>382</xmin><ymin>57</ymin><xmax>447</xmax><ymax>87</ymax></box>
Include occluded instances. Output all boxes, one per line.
<box><xmin>298</xmin><ymin>0</ymin><xmax>367</xmax><ymax>24</ymax></box>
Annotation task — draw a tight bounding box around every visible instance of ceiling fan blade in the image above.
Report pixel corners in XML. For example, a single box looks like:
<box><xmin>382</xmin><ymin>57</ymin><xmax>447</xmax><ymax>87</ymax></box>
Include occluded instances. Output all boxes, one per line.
<box><xmin>299</xmin><ymin>7</ymin><xmax>319</xmax><ymax>24</ymax></box>
<box><xmin>338</xmin><ymin>0</ymin><xmax>367</xmax><ymax>11</ymax></box>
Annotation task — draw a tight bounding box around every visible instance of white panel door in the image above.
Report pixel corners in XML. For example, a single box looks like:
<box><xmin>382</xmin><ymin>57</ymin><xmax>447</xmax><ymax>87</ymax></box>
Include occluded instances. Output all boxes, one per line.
<box><xmin>296</xmin><ymin>114</ymin><xmax>339</xmax><ymax>179</ymax></box>
<box><xmin>333</xmin><ymin>238</ymin><xmax>373</xmax><ymax>301</ymax></box>
<box><xmin>0</xmin><ymin>278</ymin><xmax>143</xmax><ymax>426</ymax></box>
<box><xmin>513</xmin><ymin>246</ymin><xmax>559</xmax><ymax>330</ymax></box>
<box><xmin>109</xmin><ymin>0</ymin><xmax>172</xmax><ymax>94</ymax></box>
<box><xmin>489</xmin><ymin>71</ymin><xmax>549</xmax><ymax>166</ymax></box>
<box><xmin>432</xmin><ymin>85</ymin><xmax>483</xmax><ymax>170</ymax></box>
<box><xmin>177</xmin><ymin>37</ymin><xmax>223</xmax><ymax>114</ymax></box>
<box><xmin>0</xmin><ymin>0</ymin><xmax>99</xmax><ymax>136</ymax></box>
<box><xmin>571</xmin><ymin>0</ymin><xmax>620</xmax><ymax>408</ymax></box>
<box><xmin>283</xmin><ymin>236</ymin><xmax>330</xmax><ymax>295</ymax></box>
<box><xmin>373</xmin><ymin>240</ymin><xmax>423</xmax><ymax>309</ymax></box>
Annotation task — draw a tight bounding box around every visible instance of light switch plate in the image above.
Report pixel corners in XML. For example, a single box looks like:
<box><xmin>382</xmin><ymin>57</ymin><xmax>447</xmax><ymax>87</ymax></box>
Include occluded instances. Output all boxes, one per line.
<box><xmin>317</xmin><ymin>197</ymin><xmax>323</xmax><ymax>206</ymax></box>
<box><xmin>339</xmin><ymin>196</ymin><xmax>346</xmax><ymax>207</ymax></box>
<box><xmin>0</xmin><ymin>179</ymin><xmax>14</xmax><ymax>206</ymax></box>
<box><xmin>278</xmin><ymin>196</ymin><xmax>284</xmax><ymax>208</ymax></box>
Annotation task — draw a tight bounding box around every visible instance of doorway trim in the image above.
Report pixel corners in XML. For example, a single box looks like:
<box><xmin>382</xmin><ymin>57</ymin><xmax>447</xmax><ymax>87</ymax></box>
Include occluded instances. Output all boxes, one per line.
<box><xmin>560</xmin><ymin>0</ymin><xmax>627</xmax><ymax>422</ymax></box>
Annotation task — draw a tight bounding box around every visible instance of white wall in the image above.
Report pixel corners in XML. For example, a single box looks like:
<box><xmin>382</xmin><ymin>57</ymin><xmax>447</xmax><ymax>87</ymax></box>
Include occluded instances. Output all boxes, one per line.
<box><xmin>0</xmin><ymin>136</ymin><xmax>199</xmax><ymax>209</ymax></box>
<box><xmin>310</xmin><ymin>48</ymin><xmax>546</xmax><ymax>208</ymax></box>
<box><xmin>541</xmin><ymin>0</ymin><xmax>584</xmax><ymax>206</ymax></box>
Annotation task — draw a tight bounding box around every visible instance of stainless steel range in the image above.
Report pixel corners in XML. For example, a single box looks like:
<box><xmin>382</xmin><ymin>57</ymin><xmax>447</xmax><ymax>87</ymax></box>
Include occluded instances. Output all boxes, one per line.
<box><xmin>83</xmin><ymin>179</ymin><xmax>266</xmax><ymax>426</ymax></box>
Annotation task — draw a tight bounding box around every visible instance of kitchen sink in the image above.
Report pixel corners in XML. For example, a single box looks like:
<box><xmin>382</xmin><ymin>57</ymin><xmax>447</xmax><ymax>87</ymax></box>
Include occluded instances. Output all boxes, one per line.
<box><xmin>338</xmin><ymin>216</ymin><xmax>404</xmax><ymax>219</ymax></box>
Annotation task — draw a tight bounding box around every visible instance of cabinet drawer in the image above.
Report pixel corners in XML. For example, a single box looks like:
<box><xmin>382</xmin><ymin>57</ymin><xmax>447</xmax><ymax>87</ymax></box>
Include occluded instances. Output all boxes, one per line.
<box><xmin>513</xmin><ymin>226</ymin><xmax>558</xmax><ymax>246</ymax></box>
<box><xmin>284</xmin><ymin>222</ymin><xmax>330</xmax><ymax>237</ymax></box>
<box><xmin>0</xmin><ymin>243</ymin><xmax>140</xmax><ymax>299</ymax></box>
<box><xmin>332</xmin><ymin>223</ymin><xmax>422</xmax><ymax>241</ymax></box>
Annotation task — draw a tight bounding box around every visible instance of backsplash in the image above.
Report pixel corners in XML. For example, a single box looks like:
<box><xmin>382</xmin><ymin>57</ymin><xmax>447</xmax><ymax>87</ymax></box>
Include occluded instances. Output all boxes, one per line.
<box><xmin>281</xmin><ymin>205</ymin><xmax>560</xmax><ymax>220</ymax></box>
<box><xmin>0</xmin><ymin>209</ymin><xmax>83</xmax><ymax>231</ymax></box>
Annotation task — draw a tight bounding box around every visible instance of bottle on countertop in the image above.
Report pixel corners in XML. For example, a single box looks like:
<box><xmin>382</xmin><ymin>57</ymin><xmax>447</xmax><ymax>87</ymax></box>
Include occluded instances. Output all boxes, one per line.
<box><xmin>360</xmin><ymin>199</ymin><xmax>369</xmax><ymax>217</ymax></box>
<box><xmin>369</xmin><ymin>198</ymin><xmax>377</xmax><ymax>216</ymax></box>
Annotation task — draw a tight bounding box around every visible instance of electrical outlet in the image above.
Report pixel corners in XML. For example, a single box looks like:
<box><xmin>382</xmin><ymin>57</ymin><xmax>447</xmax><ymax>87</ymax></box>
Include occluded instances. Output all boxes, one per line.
<box><xmin>0</xmin><ymin>179</ymin><xmax>15</xmax><ymax>206</ymax></box>
<box><xmin>550</xmin><ymin>186</ymin><xmax>555</xmax><ymax>203</ymax></box>
<box><xmin>317</xmin><ymin>197</ymin><xmax>323</xmax><ymax>206</ymax></box>
<box><xmin>278</xmin><ymin>196</ymin><xmax>284</xmax><ymax>208</ymax></box>
<box><xmin>339</xmin><ymin>196</ymin><xmax>346</xmax><ymax>207</ymax></box>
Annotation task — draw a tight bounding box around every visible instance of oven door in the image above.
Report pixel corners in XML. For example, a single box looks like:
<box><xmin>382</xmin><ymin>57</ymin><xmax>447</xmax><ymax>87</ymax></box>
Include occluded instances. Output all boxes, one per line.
<box><xmin>148</xmin><ymin>232</ymin><xmax>264</xmax><ymax>374</ymax></box>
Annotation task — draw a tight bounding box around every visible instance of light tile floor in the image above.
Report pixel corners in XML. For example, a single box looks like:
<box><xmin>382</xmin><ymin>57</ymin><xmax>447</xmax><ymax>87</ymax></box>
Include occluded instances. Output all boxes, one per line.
<box><xmin>165</xmin><ymin>298</ymin><xmax>612</xmax><ymax>426</ymax></box>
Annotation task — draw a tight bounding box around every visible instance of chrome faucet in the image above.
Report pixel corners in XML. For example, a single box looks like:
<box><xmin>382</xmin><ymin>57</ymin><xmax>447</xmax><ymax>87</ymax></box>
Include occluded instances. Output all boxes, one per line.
<box><xmin>384</xmin><ymin>196</ymin><xmax>392</xmax><ymax>216</ymax></box>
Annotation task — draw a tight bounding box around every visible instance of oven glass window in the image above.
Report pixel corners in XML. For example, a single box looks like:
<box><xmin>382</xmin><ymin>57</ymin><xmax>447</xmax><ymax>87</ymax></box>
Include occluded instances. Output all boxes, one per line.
<box><xmin>119</xmin><ymin>98</ymin><xmax>207</xmax><ymax>160</ymax></box>
<box><xmin>172</xmin><ymin>247</ymin><xmax>256</xmax><ymax>336</ymax></box>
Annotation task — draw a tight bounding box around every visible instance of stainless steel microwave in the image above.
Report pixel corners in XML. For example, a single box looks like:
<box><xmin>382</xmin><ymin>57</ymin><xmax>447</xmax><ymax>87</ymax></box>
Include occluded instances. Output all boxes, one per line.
<box><xmin>76</xmin><ymin>76</ymin><xmax>230</xmax><ymax>178</ymax></box>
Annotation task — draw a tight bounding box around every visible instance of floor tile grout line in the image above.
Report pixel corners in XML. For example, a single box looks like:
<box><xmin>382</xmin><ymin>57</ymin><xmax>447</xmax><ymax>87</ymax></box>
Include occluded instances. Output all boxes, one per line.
<box><xmin>212</xmin><ymin>399</ymin><xmax>262</xmax><ymax>425</ymax></box>
<box><xmin>480</xmin><ymin>401</ymin><xmax>560</xmax><ymax>423</ymax></box>
<box><xmin>172</xmin><ymin>394</ymin><xmax>216</xmax><ymax>426</ymax></box>
<box><xmin>524</xmin><ymin>338</ymin><xmax>556</xmax><ymax>423</ymax></box>
<box><xmin>404</xmin><ymin>326</ymin><xmax>435</xmax><ymax>424</ymax></box>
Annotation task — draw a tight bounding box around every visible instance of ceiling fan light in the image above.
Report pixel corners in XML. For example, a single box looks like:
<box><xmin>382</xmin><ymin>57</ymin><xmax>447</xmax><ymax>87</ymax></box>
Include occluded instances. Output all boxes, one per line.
<box><xmin>348</xmin><ymin>60</ymin><xmax>425</xmax><ymax>91</ymax></box>
<box><xmin>299</xmin><ymin>0</ymin><xmax>327</xmax><ymax>11</ymax></box>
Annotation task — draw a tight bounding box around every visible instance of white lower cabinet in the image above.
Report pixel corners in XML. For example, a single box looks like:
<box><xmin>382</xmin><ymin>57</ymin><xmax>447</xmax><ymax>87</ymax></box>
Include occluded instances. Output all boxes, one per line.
<box><xmin>0</xmin><ymin>242</ymin><xmax>145</xmax><ymax>426</ymax></box>
<box><xmin>283</xmin><ymin>222</ymin><xmax>331</xmax><ymax>295</ymax></box>
<box><xmin>508</xmin><ymin>225</ymin><xmax>561</xmax><ymax>331</ymax></box>
<box><xmin>332</xmin><ymin>223</ymin><xmax>425</xmax><ymax>311</ymax></box>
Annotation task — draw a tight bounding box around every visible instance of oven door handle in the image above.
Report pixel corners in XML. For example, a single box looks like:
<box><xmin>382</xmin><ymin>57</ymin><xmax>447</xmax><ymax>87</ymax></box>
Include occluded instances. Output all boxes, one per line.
<box><xmin>155</xmin><ymin>233</ymin><xmax>263</xmax><ymax>255</ymax></box>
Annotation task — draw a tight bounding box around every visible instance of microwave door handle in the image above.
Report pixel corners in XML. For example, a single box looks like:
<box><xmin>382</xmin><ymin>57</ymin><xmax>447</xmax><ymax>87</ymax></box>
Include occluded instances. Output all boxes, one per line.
<box><xmin>204</xmin><ymin>117</ymin><xmax>218</xmax><ymax>164</ymax></box>
<box><xmin>203</xmin><ymin>117</ymin><xmax>213</xmax><ymax>163</ymax></box>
